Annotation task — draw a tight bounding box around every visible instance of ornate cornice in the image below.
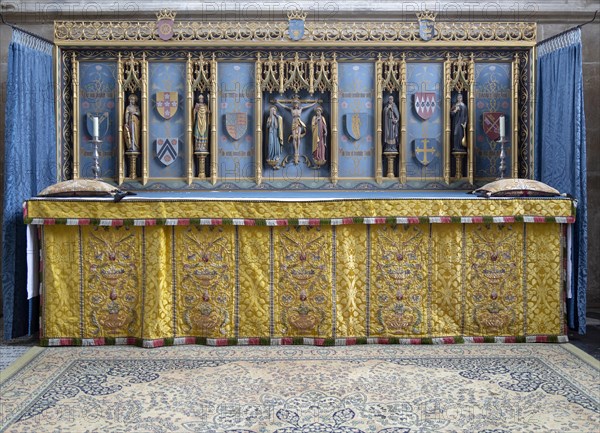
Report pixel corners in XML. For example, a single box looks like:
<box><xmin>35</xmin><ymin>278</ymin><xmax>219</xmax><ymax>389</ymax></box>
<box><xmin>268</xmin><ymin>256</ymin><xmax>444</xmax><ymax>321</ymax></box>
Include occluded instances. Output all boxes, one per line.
<box><xmin>53</xmin><ymin>19</ymin><xmax>536</xmax><ymax>47</ymax></box>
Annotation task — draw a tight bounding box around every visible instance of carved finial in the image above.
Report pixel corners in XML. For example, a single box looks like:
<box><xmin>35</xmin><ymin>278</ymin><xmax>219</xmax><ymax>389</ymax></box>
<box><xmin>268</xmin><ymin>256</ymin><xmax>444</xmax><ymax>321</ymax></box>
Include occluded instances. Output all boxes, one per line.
<box><xmin>416</xmin><ymin>10</ymin><xmax>437</xmax><ymax>21</ymax></box>
<box><xmin>287</xmin><ymin>10</ymin><xmax>307</xmax><ymax>20</ymax></box>
<box><xmin>156</xmin><ymin>9</ymin><xmax>177</xmax><ymax>20</ymax></box>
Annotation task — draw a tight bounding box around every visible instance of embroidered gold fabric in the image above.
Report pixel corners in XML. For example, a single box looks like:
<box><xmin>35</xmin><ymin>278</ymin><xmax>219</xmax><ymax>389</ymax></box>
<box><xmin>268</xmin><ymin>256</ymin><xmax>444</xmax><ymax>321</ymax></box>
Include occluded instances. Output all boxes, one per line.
<box><xmin>273</xmin><ymin>226</ymin><xmax>333</xmax><ymax>337</ymax></box>
<box><xmin>370</xmin><ymin>224</ymin><xmax>428</xmax><ymax>337</ymax></box>
<box><xmin>26</xmin><ymin>198</ymin><xmax>574</xmax><ymax>220</ymax></box>
<box><xmin>81</xmin><ymin>226</ymin><xmax>143</xmax><ymax>338</ymax></box>
<box><xmin>40</xmin><ymin>221</ymin><xmax>565</xmax><ymax>341</ymax></box>
<box><xmin>174</xmin><ymin>226</ymin><xmax>236</xmax><ymax>338</ymax></box>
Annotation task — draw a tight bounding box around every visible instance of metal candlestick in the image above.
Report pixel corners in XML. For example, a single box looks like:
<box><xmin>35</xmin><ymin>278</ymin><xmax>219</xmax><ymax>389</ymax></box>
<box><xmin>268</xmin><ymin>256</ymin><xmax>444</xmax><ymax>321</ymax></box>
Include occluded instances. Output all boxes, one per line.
<box><xmin>498</xmin><ymin>137</ymin><xmax>507</xmax><ymax>179</ymax></box>
<box><xmin>91</xmin><ymin>136</ymin><xmax>102</xmax><ymax>179</ymax></box>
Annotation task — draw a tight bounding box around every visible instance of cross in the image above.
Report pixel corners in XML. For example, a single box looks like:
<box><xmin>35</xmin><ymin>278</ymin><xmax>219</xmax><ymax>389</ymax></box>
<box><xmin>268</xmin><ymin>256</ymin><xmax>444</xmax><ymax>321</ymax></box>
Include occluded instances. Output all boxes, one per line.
<box><xmin>484</xmin><ymin>115</ymin><xmax>500</xmax><ymax>130</ymax></box>
<box><xmin>416</xmin><ymin>138</ymin><xmax>435</xmax><ymax>165</ymax></box>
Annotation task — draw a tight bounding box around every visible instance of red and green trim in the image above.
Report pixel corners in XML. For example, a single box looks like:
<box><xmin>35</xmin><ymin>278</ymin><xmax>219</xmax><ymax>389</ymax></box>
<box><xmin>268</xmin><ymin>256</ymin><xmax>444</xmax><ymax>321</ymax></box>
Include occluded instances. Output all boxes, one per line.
<box><xmin>25</xmin><ymin>215</ymin><xmax>576</xmax><ymax>227</ymax></box>
<box><xmin>40</xmin><ymin>334</ymin><xmax>568</xmax><ymax>348</ymax></box>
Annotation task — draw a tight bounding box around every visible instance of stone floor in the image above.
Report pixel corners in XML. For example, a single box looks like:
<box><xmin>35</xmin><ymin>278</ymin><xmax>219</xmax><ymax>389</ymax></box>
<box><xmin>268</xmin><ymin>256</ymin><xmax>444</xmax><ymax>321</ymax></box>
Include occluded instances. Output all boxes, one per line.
<box><xmin>1</xmin><ymin>312</ymin><xmax>599</xmax><ymax>371</ymax></box>
<box><xmin>568</xmin><ymin>308</ymin><xmax>600</xmax><ymax>360</ymax></box>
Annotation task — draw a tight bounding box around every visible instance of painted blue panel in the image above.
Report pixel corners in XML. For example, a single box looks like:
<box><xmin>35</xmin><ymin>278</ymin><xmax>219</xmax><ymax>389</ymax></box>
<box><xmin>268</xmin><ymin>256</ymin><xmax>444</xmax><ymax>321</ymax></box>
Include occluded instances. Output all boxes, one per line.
<box><xmin>405</xmin><ymin>63</ymin><xmax>444</xmax><ymax>180</ymax></box>
<box><xmin>148</xmin><ymin>62</ymin><xmax>187</xmax><ymax>178</ymax></box>
<box><xmin>78</xmin><ymin>62</ymin><xmax>117</xmax><ymax>178</ymax></box>
<box><xmin>217</xmin><ymin>63</ymin><xmax>255</xmax><ymax>181</ymax></box>
<box><xmin>338</xmin><ymin>63</ymin><xmax>375</xmax><ymax>178</ymax></box>
<box><xmin>474</xmin><ymin>63</ymin><xmax>512</xmax><ymax>178</ymax></box>
<box><xmin>262</xmin><ymin>89</ymin><xmax>330</xmax><ymax>182</ymax></box>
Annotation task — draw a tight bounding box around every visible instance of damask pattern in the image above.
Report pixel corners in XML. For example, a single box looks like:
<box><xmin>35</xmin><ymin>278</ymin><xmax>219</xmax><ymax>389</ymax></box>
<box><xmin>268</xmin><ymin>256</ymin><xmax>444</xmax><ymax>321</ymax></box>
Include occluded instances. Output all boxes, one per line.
<box><xmin>40</xmin><ymin>217</ymin><xmax>565</xmax><ymax>344</ymax></box>
<box><xmin>466</xmin><ymin>224</ymin><xmax>523</xmax><ymax>336</ymax></box>
<box><xmin>25</xmin><ymin>197</ymin><xmax>575</xmax><ymax>221</ymax></box>
<box><xmin>274</xmin><ymin>226</ymin><xmax>333</xmax><ymax>337</ymax></box>
<box><xmin>174</xmin><ymin>226</ymin><xmax>235</xmax><ymax>337</ymax></box>
<box><xmin>82</xmin><ymin>226</ymin><xmax>142</xmax><ymax>337</ymax></box>
<box><xmin>371</xmin><ymin>225</ymin><xmax>428</xmax><ymax>336</ymax></box>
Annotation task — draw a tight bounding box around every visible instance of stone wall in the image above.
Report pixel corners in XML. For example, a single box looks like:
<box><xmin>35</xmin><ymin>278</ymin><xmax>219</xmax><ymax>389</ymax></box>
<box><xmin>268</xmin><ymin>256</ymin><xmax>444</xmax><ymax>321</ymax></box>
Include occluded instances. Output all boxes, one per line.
<box><xmin>0</xmin><ymin>1</ymin><xmax>598</xmax><ymax>313</ymax></box>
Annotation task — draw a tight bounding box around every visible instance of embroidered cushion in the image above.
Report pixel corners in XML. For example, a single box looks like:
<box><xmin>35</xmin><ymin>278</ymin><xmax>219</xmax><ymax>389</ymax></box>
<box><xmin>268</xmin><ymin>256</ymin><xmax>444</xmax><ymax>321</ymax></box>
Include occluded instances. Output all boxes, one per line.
<box><xmin>38</xmin><ymin>179</ymin><xmax>123</xmax><ymax>198</ymax></box>
<box><xmin>473</xmin><ymin>179</ymin><xmax>561</xmax><ymax>197</ymax></box>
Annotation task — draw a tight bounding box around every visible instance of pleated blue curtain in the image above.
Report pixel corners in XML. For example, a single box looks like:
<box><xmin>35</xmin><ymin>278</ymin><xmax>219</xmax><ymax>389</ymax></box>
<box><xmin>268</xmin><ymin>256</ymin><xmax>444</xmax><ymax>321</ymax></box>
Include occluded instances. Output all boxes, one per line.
<box><xmin>2</xmin><ymin>29</ymin><xmax>56</xmax><ymax>339</ymax></box>
<box><xmin>536</xmin><ymin>28</ymin><xmax>587</xmax><ymax>334</ymax></box>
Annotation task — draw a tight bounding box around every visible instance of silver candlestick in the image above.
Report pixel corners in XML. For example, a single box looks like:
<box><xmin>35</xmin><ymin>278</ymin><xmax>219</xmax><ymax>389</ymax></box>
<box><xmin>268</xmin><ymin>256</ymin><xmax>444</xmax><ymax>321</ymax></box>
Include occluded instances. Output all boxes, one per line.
<box><xmin>91</xmin><ymin>136</ymin><xmax>102</xmax><ymax>179</ymax></box>
<box><xmin>498</xmin><ymin>137</ymin><xmax>507</xmax><ymax>179</ymax></box>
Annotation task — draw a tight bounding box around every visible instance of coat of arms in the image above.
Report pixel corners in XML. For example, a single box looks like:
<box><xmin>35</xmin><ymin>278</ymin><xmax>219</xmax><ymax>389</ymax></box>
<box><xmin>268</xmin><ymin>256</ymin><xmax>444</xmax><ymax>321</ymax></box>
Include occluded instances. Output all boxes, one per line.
<box><xmin>287</xmin><ymin>10</ymin><xmax>307</xmax><ymax>41</ymax></box>
<box><xmin>156</xmin><ymin>92</ymin><xmax>178</xmax><ymax>120</ymax></box>
<box><xmin>414</xmin><ymin>138</ymin><xmax>438</xmax><ymax>166</ymax></box>
<box><xmin>345</xmin><ymin>113</ymin><xmax>368</xmax><ymax>141</ymax></box>
<box><xmin>156</xmin><ymin>9</ymin><xmax>176</xmax><ymax>41</ymax></box>
<box><xmin>417</xmin><ymin>10</ymin><xmax>438</xmax><ymax>42</ymax></box>
<box><xmin>414</xmin><ymin>92</ymin><xmax>437</xmax><ymax>120</ymax></box>
<box><xmin>86</xmin><ymin>112</ymin><xmax>109</xmax><ymax>139</ymax></box>
<box><xmin>483</xmin><ymin>112</ymin><xmax>503</xmax><ymax>141</ymax></box>
<box><xmin>156</xmin><ymin>138</ymin><xmax>178</xmax><ymax>166</ymax></box>
<box><xmin>225</xmin><ymin>113</ymin><xmax>248</xmax><ymax>141</ymax></box>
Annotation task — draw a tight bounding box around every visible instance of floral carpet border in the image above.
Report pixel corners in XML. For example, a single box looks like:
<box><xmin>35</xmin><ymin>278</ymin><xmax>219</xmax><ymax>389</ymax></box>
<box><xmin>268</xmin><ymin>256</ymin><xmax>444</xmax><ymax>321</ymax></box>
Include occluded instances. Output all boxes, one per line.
<box><xmin>40</xmin><ymin>334</ymin><xmax>569</xmax><ymax>348</ymax></box>
<box><xmin>25</xmin><ymin>215</ymin><xmax>576</xmax><ymax>226</ymax></box>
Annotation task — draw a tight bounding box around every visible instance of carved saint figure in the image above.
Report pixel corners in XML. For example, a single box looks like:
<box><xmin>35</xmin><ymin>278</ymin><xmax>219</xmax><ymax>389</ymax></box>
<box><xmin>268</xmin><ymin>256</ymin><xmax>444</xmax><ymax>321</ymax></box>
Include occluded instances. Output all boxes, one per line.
<box><xmin>193</xmin><ymin>94</ymin><xmax>210</xmax><ymax>152</ymax></box>
<box><xmin>383</xmin><ymin>95</ymin><xmax>400</xmax><ymax>152</ymax></box>
<box><xmin>274</xmin><ymin>95</ymin><xmax>319</xmax><ymax>163</ymax></box>
<box><xmin>124</xmin><ymin>94</ymin><xmax>140</xmax><ymax>152</ymax></box>
<box><xmin>311</xmin><ymin>106</ymin><xmax>328</xmax><ymax>164</ymax></box>
<box><xmin>266</xmin><ymin>105</ymin><xmax>283</xmax><ymax>162</ymax></box>
<box><xmin>451</xmin><ymin>93</ymin><xmax>468</xmax><ymax>151</ymax></box>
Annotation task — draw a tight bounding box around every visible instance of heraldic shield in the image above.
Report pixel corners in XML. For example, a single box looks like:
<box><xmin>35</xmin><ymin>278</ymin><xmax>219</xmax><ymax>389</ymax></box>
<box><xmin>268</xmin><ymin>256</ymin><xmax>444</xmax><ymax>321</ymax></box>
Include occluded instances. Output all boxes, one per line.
<box><xmin>419</xmin><ymin>18</ymin><xmax>436</xmax><ymax>41</ymax></box>
<box><xmin>156</xmin><ymin>92</ymin><xmax>178</xmax><ymax>120</ymax></box>
<box><xmin>157</xmin><ymin>18</ymin><xmax>174</xmax><ymax>41</ymax></box>
<box><xmin>156</xmin><ymin>138</ymin><xmax>178</xmax><ymax>166</ymax></box>
<box><xmin>414</xmin><ymin>138</ymin><xmax>438</xmax><ymax>166</ymax></box>
<box><xmin>225</xmin><ymin>113</ymin><xmax>248</xmax><ymax>141</ymax></box>
<box><xmin>288</xmin><ymin>18</ymin><xmax>305</xmax><ymax>41</ymax></box>
<box><xmin>345</xmin><ymin>113</ymin><xmax>368</xmax><ymax>141</ymax></box>
<box><xmin>414</xmin><ymin>92</ymin><xmax>437</xmax><ymax>120</ymax></box>
<box><xmin>86</xmin><ymin>112</ymin><xmax>109</xmax><ymax>139</ymax></box>
<box><xmin>483</xmin><ymin>112</ymin><xmax>503</xmax><ymax>141</ymax></box>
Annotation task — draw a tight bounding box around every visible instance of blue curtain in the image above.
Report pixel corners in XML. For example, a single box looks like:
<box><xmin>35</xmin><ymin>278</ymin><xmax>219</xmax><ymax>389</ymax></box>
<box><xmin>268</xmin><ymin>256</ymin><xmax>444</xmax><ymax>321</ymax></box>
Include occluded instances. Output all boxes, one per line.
<box><xmin>2</xmin><ymin>30</ymin><xmax>56</xmax><ymax>339</ymax></box>
<box><xmin>536</xmin><ymin>28</ymin><xmax>587</xmax><ymax>334</ymax></box>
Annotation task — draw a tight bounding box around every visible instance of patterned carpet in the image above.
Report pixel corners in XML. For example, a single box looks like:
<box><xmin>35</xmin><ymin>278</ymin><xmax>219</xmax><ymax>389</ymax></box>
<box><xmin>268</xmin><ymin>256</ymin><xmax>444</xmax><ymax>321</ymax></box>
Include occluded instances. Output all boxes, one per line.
<box><xmin>0</xmin><ymin>346</ymin><xmax>31</xmax><ymax>371</ymax></box>
<box><xmin>0</xmin><ymin>344</ymin><xmax>598</xmax><ymax>432</ymax></box>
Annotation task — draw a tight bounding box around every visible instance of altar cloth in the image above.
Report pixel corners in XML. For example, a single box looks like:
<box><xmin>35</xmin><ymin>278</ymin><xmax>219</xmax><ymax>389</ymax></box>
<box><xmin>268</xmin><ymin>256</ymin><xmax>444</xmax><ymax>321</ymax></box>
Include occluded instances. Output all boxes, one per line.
<box><xmin>26</xmin><ymin>195</ymin><xmax>572</xmax><ymax>347</ymax></box>
<box><xmin>25</xmin><ymin>192</ymin><xmax>574</xmax><ymax>224</ymax></box>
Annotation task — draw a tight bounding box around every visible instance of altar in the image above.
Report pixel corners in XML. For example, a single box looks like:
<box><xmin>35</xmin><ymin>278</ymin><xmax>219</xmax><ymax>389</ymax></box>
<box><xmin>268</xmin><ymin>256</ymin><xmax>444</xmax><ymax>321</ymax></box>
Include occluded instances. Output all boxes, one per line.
<box><xmin>25</xmin><ymin>192</ymin><xmax>573</xmax><ymax>347</ymax></box>
<box><xmin>18</xmin><ymin>9</ymin><xmax>576</xmax><ymax>347</ymax></box>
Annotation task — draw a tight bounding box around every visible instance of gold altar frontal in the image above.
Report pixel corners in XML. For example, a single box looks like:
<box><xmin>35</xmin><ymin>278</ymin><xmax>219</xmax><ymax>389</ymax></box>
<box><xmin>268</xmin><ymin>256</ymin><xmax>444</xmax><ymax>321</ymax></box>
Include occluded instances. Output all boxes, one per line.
<box><xmin>25</xmin><ymin>194</ymin><xmax>574</xmax><ymax>347</ymax></box>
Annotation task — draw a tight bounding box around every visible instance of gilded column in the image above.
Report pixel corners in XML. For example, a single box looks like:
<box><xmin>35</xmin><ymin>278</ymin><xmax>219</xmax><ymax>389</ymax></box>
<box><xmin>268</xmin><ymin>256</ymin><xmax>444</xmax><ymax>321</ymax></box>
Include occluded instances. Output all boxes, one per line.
<box><xmin>117</xmin><ymin>53</ymin><xmax>124</xmax><ymax>185</ymax></box>
<box><xmin>255</xmin><ymin>54</ymin><xmax>263</xmax><ymax>185</ymax></box>
<box><xmin>399</xmin><ymin>55</ymin><xmax>407</xmax><ymax>184</ymax></box>
<box><xmin>71</xmin><ymin>53</ymin><xmax>80</xmax><ymax>179</ymax></box>
<box><xmin>330</xmin><ymin>54</ymin><xmax>339</xmax><ymax>185</ymax></box>
<box><xmin>468</xmin><ymin>54</ymin><xmax>475</xmax><ymax>184</ymax></box>
<box><xmin>210</xmin><ymin>54</ymin><xmax>218</xmax><ymax>185</ymax></box>
<box><xmin>278</xmin><ymin>54</ymin><xmax>285</xmax><ymax>94</ymax></box>
<box><xmin>141</xmin><ymin>53</ymin><xmax>149</xmax><ymax>185</ymax></box>
<box><xmin>309</xmin><ymin>54</ymin><xmax>315</xmax><ymax>94</ymax></box>
<box><xmin>375</xmin><ymin>55</ymin><xmax>383</xmax><ymax>183</ymax></box>
<box><xmin>443</xmin><ymin>55</ymin><xmax>451</xmax><ymax>184</ymax></box>
<box><xmin>186</xmin><ymin>54</ymin><xmax>194</xmax><ymax>185</ymax></box>
<box><xmin>512</xmin><ymin>53</ymin><xmax>520</xmax><ymax>178</ymax></box>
